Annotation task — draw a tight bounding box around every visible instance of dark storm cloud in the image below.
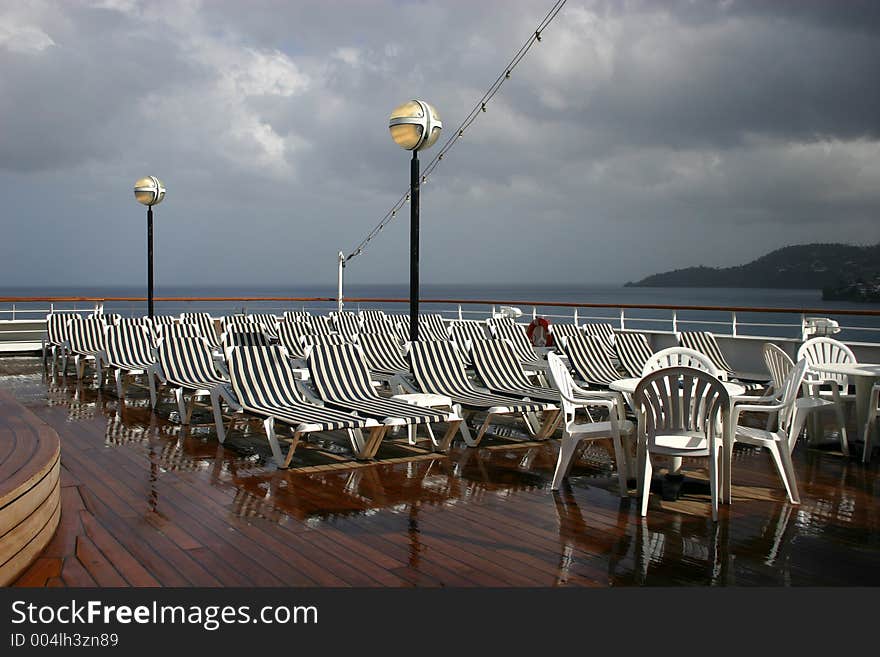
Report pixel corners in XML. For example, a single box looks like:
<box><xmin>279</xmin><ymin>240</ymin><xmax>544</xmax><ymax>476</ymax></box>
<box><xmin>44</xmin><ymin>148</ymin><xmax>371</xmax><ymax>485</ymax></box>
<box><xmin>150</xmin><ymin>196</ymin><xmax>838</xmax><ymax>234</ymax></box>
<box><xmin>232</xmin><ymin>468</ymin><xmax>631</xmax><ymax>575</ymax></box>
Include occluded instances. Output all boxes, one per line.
<box><xmin>0</xmin><ymin>0</ymin><xmax>878</xmax><ymax>288</ymax></box>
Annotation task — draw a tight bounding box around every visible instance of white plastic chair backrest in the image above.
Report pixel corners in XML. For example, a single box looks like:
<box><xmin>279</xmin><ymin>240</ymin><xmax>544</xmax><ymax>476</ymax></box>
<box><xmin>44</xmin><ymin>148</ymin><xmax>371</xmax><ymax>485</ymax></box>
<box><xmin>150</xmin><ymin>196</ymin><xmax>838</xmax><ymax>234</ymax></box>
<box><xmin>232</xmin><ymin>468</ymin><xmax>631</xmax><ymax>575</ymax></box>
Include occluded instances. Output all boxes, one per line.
<box><xmin>775</xmin><ymin>359</ymin><xmax>810</xmax><ymax>432</ymax></box>
<box><xmin>634</xmin><ymin>366</ymin><xmax>730</xmax><ymax>452</ymax></box>
<box><xmin>797</xmin><ymin>337</ymin><xmax>856</xmax><ymax>387</ymax></box>
<box><xmin>641</xmin><ymin>347</ymin><xmax>723</xmax><ymax>379</ymax></box>
<box><xmin>762</xmin><ymin>343</ymin><xmax>794</xmax><ymax>392</ymax></box>
<box><xmin>546</xmin><ymin>352</ymin><xmax>580</xmax><ymax>423</ymax></box>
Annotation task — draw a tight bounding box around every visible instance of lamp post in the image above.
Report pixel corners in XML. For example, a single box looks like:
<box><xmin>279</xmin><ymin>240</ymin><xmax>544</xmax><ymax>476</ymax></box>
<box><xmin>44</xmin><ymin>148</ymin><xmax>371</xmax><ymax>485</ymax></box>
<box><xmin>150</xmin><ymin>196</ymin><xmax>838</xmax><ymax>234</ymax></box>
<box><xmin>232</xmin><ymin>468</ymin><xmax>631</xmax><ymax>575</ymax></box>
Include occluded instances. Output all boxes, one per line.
<box><xmin>133</xmin><ymin>176</ymin><xmax>166</xmax><ymax>318</ymax></box>
<box><xmin>388</xmin><ymin>100</ymin><xmax>442</xmax><ymax>341</ymax></box>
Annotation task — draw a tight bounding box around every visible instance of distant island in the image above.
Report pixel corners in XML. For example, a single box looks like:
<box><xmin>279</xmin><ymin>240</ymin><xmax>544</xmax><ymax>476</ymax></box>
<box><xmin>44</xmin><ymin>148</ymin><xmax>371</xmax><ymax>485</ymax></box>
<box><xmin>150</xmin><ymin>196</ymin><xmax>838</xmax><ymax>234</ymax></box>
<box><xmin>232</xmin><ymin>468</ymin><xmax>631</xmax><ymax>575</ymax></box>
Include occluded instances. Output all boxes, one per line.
<box><xmin>625</xmin><ymin>242</ymin><xmax>880</xmax><ymax>302</ymax></box>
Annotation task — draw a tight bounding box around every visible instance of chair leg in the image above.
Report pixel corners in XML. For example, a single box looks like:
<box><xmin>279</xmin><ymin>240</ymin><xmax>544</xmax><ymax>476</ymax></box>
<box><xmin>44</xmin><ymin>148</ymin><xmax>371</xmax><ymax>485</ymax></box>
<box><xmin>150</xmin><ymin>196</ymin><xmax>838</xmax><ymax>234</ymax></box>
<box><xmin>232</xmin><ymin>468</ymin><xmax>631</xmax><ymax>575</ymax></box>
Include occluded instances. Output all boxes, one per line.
<box><xmin>639</xmin><ymin>453</ymin><xmax>653</xmax><ymax>517</ymax></box>
<box><xmin>767</xmin><ymin>441</ymin><xmax>799</xmax><ymax>504</ymax></box>
<box><xmin>114</xmin><ymin>369</ymin><xmax>125</xmax><ymax>399</ymax></box>
<box><xmin>211</xmin><ymin>391</ymin><xmax>227</xmax><ymax>443</ymax></box>
<box><xmin>611</xmin><ymin>432</ymin><xmax>629</xmax><ymax>498</ymax></box>
<box><xmin>174</xmin><ymin>388</ymin><xmax>188</xmax><ymax>424</ymax></box>
<box><xmin>434</xmin><ymin>419</ymin><xmax>462</xmax><ymax>453</ymax></box>
<box><xmin>788</xmin><ymin>407</ymin><xmax>806</xmax><ymax>455</ymax></box>
<box><xmin>709</xmin><ymin>449</ymin><xmax>719</xmax><ymax>522</ymax></box>
<box><xmin>75</xmin><ymin>355</ymin><xmax>84</xmax><ymax>380</ymax></box>
<box><xmin>262</xmin><ymin>417</ymin><xmax>285</xmax><ymax>466</ymax></box>
<box><xmin>778</xmin><ymin>442</ymin><xmax>800</xmax><ymax>504</ymax></box>
<box><xmin>147</xmin><ymin>371</ymin><xmax>157</xmax><ymax>408</ymax></box>
<box><xmin>833</xmin><ymin>401</ymin><xmax>850</xmax><ymax>456</ymax></box>
<box><xmin>472</xmin><ymin>414</ymin><xmax>494</xmax><ymax>447</ymax></box>
<box><xmin>551</xmin><ymin>433</ymin><xmax>580</xmax><ymax>490</ymax></box>
<box><xmin>723</xmin><ymin>438</ymin><xmax>734</xmax><ymax>505</ymax></box>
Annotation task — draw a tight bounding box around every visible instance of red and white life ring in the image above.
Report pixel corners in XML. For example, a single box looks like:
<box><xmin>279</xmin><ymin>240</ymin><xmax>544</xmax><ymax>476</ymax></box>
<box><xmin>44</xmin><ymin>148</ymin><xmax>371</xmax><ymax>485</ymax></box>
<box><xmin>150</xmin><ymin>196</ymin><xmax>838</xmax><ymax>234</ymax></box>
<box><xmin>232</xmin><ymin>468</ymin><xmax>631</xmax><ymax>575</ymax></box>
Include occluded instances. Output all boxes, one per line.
<box><xmin>526</xmin><ymin>317</ymin><xmax>553</xmax><ymax>347</ymax></box>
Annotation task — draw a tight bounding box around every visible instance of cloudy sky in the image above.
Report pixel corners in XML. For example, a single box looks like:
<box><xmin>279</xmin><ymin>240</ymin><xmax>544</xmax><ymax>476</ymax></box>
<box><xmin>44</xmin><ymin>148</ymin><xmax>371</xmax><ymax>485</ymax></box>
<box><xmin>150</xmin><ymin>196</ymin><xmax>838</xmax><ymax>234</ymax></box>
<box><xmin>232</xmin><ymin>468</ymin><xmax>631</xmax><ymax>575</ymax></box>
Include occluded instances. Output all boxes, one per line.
<box><xmin>1</xmin><ymin>0</ymin><xmax>879</xmax><ymax>290</ymax></box>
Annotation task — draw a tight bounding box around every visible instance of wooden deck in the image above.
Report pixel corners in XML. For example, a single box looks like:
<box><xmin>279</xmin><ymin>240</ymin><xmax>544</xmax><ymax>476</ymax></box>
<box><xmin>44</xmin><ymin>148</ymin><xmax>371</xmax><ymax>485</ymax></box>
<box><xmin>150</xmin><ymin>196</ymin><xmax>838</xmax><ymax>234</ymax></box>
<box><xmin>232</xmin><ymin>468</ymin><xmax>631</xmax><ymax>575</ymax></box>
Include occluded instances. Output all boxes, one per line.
<box><xmin>2</xmin><ymin>356</ymin><xmax>879</xmax><ymax>587</ymax></box>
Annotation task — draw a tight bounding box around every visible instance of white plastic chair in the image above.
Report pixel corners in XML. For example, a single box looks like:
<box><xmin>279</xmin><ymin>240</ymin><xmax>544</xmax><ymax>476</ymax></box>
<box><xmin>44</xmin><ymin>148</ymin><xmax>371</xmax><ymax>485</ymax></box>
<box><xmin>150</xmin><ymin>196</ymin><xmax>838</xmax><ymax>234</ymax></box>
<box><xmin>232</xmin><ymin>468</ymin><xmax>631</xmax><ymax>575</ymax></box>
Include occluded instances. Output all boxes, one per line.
<box><xmin>762</xmin><ymin>343</ymin><xmax>845</xmax><ymax>454</ymax></box>
<box><xmin>864</xmin><ymin>384</ymin><xmax>879</xmax><ymax>463</ymax></box>
<box><xmin>546</xmin><ymin>353</ymin><xmax>633</xmax><ymax>495</ymax></box>
<box><xmin>797</xmin><ymin>337</ymin><xmax>855</xmax><ymax>455</ymax></box>
<box><xmin>641</xmin><ymin>346</ymin><xmax>724</xmax><ymax>379</ymax></box>
<box><xmin>633</xmin><ymin>367</ymin><xmax>731</xmax><ymax>521</ymax></box>
<box><xmin>729</xmin><ymin>359</ymin><xmax>810</xmax><ymax>505</ymax></box>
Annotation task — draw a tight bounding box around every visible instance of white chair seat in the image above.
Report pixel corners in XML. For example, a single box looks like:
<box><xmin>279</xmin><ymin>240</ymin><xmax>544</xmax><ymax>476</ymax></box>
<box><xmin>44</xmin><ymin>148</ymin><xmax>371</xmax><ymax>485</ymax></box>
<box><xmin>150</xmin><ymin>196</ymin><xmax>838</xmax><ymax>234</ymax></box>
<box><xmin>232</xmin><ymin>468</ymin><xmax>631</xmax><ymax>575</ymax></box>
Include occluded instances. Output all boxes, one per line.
<box><xmin>651</xmin><ymin>431</ymin><xmax>711</xmax><ymax>454</ymax></box>
<box><xmin>734</xmin><ymin>424</ymin><xmax>780</xmax><ymax>444</ymax></box>
<box><xmin>569</xmin><ymin>419</ymin><xmax>634</xmax><ymax>438</ymax></box>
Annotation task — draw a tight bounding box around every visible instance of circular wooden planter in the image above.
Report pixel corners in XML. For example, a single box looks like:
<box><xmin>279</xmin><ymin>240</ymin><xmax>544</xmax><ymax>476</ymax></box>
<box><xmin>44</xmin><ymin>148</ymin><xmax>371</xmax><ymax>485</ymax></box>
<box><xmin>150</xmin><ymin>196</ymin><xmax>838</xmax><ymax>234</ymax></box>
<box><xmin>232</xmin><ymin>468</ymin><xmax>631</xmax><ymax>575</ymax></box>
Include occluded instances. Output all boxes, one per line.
<box><xmin>0</xmin><ymin>392</ymin><xmax>61</xmax><ymax>586</ymax></box>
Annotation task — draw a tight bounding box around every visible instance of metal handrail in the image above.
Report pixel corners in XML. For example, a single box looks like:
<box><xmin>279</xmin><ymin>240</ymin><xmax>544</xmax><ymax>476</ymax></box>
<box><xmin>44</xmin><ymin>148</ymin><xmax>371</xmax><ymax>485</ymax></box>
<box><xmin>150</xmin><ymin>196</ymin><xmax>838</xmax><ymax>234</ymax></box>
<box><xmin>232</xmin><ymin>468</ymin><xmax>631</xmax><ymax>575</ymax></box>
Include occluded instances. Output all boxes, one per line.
<box><xmin>1</xmin><ymin>296</ymin><xmax>878</xmax><ymax>316</ymax></box>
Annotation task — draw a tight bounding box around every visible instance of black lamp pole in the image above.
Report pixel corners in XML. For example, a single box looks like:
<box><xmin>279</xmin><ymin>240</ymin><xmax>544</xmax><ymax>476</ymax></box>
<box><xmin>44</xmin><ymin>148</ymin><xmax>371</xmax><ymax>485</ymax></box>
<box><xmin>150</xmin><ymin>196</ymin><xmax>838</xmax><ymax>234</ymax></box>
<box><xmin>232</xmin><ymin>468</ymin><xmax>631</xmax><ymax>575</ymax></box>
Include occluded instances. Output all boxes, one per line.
<box><xmin>147</xmin><ymin>205</ymin><xmax>154</xmax><ymax>319</ymax></box>
<box><xmin>409</xmin><ymin>150</ymin><xmax>420</xmax><ymax>341</ymax></box>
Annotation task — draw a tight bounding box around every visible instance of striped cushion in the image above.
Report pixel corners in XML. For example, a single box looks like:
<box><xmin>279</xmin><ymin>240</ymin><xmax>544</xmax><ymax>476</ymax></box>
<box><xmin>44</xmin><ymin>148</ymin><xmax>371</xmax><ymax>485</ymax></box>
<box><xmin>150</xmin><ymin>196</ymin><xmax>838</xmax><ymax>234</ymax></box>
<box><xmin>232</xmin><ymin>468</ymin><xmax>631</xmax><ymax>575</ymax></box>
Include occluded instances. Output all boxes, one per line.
<box><xmin>470</xmin><ymin>339</ymin><xmax>560</xmax><ymax>404</ymax></box>
<box><xmin>562</xmin><ymin>334</ymin><xmax>622</xmax><ymax>387</ymax></box>
<box><xmin>226</xmin><ymin>345</ymin><xmax>367</xmax><ymax>431</ymax></box>
<box><xmin>613</xmin><ymin>331</ymin><xmax>654</xmax><ymax>378</ymax></box>
<box><xmin>679</xmin><ymin>331</ymin><xmax>734</xmax><ymax>373</ymax></box>
<box><xmin>181</xmin><ymin>313</ymin><xmax>221</xmax><ymax>349</ymax></box>
<box><xmin>67</xmin><ymin>317</ymin><xmax>106</xmax><ymax>356</ymax></box>
<box><xmin>158</xmin><ymin>336</ymin><xmax>227</xmax><ymax>389</ymax></box>
<box><xmin>105</xmin><ymin>325</ymin><xmax>156</xmax><ymax>370</ymax></box>
<box><xmin>488</xmin><ymin>319</ymin><xmax>545</xmax><ymax>366</ymax></box>
<box><xmin>356</xmin><ymin>333</ymin><xmax>409</xmax><ymax>377</ymax></box>
<box><xmin>408</xmin><ymin>339</ymin><xmax>547</xmax><ymax>413</ymax></box>
<box><xmin>330</xmin><ymin>312</ymin><xmax>361</xmax><ymax>339</ymax></box>
<box><xmin>308</xmin><ymin>343</ymin><xmax>446</xmax><ymax>425</ymax></box>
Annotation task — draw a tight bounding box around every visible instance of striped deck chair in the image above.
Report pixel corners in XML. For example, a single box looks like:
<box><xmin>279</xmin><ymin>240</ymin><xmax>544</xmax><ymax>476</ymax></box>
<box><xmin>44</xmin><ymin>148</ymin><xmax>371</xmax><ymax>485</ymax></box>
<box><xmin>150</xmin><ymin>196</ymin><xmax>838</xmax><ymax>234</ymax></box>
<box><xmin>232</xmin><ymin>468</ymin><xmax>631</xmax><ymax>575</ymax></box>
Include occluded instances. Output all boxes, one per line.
<box><xmin>104</xmin><ymin>324</ymin><xmax>160</xmax><ymax>406</ymax></box>
<box><xmin>561</xmin><ymin>334</ymin><xmax>623</xmax><ymax>387</ymax></box>
<box><xmin>449</xmin><ymin>320</ymin><xmax>490</xmax><ymax>365</ymax></box>
<box><xmin>679</xmin><ymin>331</ymin><xmax>735</xmax><ymax>374</ymax></box>
<box><xmin>66</xmin><ymin>316</ymin><xmax>108</xmax><ymax>381</ymax></box>
<box><xmin>469</xmin><ymin>339</ymin><xmax>562</xmax><ymax>438</ymax></box>
<box><xmin>420</xmin><ymin>314</ymin><xmax>450</xmax><ymax>340</ymax></box>
<box><xmin>157</xmin><ymin>323</ymin><xmax>205</xmax><ymax>342</ymax></box>
<box><xmin>359</xmin><ymin>313</ymin><xmax>396</xmax><ymax>335</ymax></box>
<box><xmin>355</xmin><ymin>333</ymin><xmax>412</xmax><ymax>390</ymax></box>
<box><xmin>361</xmin><ymin>309</ymin><xmax>388</xmax><ymax>321</ymax></box>
<box><xmin>488</xmin><ymin>317</ymin><xmax>547</xmax><ymax>370</ymax></box>
<box><xmin>301</xmin><ymin>333</ymin><xmax>347</xmax><ymax>352</ymax></box>
<box><xmin>582</xmin><ymin>322</ymin><xmax>616</xmax><ymax>358</ymax></box>
<box><xmin>43</xmin><ymin>312</ymin><xmax>77</xmax><ymax>375</ymax></box>
<box><xmin>330</xmin><ymin>311</ymin><xmax>361</xmax><ymax>340</ymax></box>
<box><xmin>157</xmin><ymin>336</ymin><xmax>241</xmax><ymax>442</ymax></box>
<box><xmin>221</xmin><ymin>329</ymin><xmax>273</xmax><ymax>349</ymax></box>
<box><xmin>150</xmin><ymin>315</ymin><xmax>177</xmax><ymax>340</ymax></box>
<box><xmin>277</xmin><ymin>321</ymin><xmax>329</xmax><ymax>360</ymax></box>
<box><xmin>283</xmin><ymin>310</ymin><xmax>311</xmax><ymax>322</ymax></box>
<box><xmin>180</xmin><ymin>312</ymin><xmax>221</xmax><ymax>349</ymax></box>
<box><xmin>548</xmin><ymin>322</ymin><xmax>583</xmax><ymax>348</ymax></box>
<box><xmin>408</xmin><ymin>339</ymin><xmax>552</xmax><ymax>447</ymax></box>
<box><xmin>300</xmin><ymin>315</ymin><xmax>336</xmax><ymax>335</ymax></box>
<box><xmin>225</xmin><ymin>345</ymin><xmax>385</xmax><ymax>464</ymax></box>
<box><xmin>101</xmin><ymin>313</ymin><xmax>121</xmax><ymax>325</ymax></box>
<box><xmin>248</xmin><ymin>313</ymin><xmax>279</xmax><ymax>335</ymax></box>
<box><xmin>308</xmin><ymin>343</ymin><xmax>461</xmax><ymax>452</ymax></box>
<box><xmin>679</xmin><ymin>331</ymin><xmax>765</xmax><ymax>389</ymax></box>
<box><xmin>613</xmin><ymin>331</ymin><xmax>654</xmax><ymax>378</ymax></box>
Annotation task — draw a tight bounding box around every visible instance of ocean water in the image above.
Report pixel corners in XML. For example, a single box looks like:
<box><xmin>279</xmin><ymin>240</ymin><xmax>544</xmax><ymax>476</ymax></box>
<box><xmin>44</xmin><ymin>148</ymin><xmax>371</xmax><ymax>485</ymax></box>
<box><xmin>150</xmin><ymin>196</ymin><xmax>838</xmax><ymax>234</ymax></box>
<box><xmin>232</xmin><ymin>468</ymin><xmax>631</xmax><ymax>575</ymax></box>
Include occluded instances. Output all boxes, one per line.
<box><xmin>1</xmin><ymin>283</ymin><xmax>878</xmax><ymax>341</ymax></box>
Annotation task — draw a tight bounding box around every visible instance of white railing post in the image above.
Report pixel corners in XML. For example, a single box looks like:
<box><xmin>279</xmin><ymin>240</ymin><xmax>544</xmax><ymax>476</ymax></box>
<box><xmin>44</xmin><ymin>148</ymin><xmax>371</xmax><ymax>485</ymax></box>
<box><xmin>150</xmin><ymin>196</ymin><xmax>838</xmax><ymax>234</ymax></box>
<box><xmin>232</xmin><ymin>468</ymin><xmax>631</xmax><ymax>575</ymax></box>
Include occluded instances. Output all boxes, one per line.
<box><xmin>491</xmin><ymin>305</ymin><xmax>496</xmax><ymax>318</ymax></box>
<box><xmin>619</xmin><ymin>308</ymin><xmax>625</xmax><ymax>330</ymax></box>
<box><xmin>800</xmin><ymin>313</ymin><xmax>806</xmax><ymax>340</ymax></box>
<box><xmin>672</xmin><ymin>310</ymin><xmax>678</xmax><ymax>333</ymax></box>
<box><xmin>532</xmin><ymin>306</ymin><xmax>537</xmax><ymax>320</ymax></box>
<box><xmin>11</xmin><ymin>304</ymin><xmax>15</xmax><ymax>321</ymax></box>
<box><xmin>573</xmin><ymin>308</ymin><xmax>578</xmax><ymax>325</ymax></box>
<box><xmin>731</xmin><ymin>311</ymin><xmax>737</xmax><ymax>336</ymax></box>
<box><xmin>458</xmin><ymin>304</ymin><xmax>463</xmax><ymax>321</ymax></box>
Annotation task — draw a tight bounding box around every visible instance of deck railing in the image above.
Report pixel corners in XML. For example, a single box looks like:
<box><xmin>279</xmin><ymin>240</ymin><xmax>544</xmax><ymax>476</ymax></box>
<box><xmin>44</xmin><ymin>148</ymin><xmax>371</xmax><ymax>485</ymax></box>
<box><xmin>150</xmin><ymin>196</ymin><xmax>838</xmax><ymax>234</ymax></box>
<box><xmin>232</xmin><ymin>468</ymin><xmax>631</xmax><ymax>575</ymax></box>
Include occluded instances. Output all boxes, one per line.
<box><xmin>2</xmin><ymin>295</ymin><xmax>880</xmax><ymax>343</ymax></box>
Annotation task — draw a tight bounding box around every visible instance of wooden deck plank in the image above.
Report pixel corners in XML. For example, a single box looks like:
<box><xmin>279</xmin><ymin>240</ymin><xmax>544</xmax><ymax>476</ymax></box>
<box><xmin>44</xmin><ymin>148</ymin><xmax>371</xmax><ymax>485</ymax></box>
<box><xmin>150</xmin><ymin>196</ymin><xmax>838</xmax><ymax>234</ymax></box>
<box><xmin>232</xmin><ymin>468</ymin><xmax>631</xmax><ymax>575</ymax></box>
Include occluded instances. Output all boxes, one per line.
<box><xmin>4</xmin><ymin>360</ymin><xmax>880</xmax><ymax>588</ymax></box>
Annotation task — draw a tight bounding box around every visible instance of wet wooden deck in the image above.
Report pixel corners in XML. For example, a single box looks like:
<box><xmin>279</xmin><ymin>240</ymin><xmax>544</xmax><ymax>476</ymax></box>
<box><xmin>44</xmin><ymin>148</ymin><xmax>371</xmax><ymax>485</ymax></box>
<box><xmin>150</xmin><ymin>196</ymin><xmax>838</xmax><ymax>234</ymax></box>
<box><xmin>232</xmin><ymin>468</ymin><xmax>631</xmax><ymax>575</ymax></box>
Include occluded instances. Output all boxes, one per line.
<box><xmin>2</xmin><ymin>356</ymin><xmax>879</xmax><ymax>587</ymax></box>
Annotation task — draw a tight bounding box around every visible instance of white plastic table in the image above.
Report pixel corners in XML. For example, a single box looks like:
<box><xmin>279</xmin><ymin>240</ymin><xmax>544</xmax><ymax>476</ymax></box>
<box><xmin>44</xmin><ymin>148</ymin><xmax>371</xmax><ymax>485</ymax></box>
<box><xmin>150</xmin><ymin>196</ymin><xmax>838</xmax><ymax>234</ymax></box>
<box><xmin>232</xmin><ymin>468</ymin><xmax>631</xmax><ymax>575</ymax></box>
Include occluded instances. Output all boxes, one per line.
<box><xmin>810</xmin><ymin>362</ymin><xmax>880</xmax><ymax>447</ymax></box>
<box><xmin>391</xmin><ymin>393</ymin><xmax>455</xmax><ymax>445</ymax></box>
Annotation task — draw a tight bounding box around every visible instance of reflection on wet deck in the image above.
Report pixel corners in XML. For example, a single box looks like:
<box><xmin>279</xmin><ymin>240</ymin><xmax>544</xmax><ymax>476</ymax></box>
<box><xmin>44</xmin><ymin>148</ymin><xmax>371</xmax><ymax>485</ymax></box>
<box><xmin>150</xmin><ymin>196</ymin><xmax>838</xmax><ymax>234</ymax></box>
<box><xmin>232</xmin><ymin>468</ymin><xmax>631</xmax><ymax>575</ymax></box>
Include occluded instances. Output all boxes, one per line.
<box><xmin>3</xmin><ymin>357</ymin><xmax>879</xmax><ymax>587</ymax></box>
